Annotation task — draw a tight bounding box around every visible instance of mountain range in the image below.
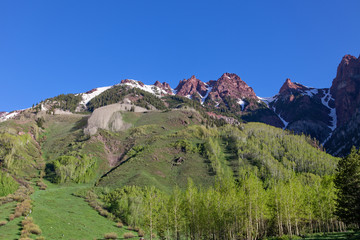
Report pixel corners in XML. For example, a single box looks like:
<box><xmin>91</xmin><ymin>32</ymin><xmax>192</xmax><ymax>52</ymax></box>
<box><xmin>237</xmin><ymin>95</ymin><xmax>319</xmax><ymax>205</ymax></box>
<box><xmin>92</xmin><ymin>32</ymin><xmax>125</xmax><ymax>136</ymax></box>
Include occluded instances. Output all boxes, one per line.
<box><xmin>1</xmin><ymin>54</ymin><xmax>359</xmax><ymax>156</ymax></box>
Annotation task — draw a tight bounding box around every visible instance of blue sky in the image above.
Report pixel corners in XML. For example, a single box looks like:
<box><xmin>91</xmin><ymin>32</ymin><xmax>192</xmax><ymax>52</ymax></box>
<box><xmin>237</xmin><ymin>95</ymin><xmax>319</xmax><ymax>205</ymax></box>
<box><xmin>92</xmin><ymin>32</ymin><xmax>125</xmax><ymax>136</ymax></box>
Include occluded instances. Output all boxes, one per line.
<box><xmin>1</xmin><ymin>0</ymin><xmax>359</xmax><ymax>111</ymax></box>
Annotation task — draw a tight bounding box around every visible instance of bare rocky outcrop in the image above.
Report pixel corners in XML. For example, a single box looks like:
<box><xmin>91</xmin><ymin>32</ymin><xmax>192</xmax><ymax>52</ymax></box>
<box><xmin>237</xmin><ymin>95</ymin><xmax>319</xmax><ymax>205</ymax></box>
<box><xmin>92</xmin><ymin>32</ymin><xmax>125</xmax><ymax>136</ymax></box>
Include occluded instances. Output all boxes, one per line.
<box><xmin>84</xmin><ymin>103</ymin><xmax>147</xmax><ymax>135</ymax></box>
<box><xmin>279</xmin><ymin>78</ymin><xmax>308</xmax><ymax>94</ymax></box>
<box><xmin>330</xmin><ymin>54</ymin><xmax>360</xmax><ymax>127</ymax></box>
<box><xmin>154</xmin><ymin>81</ymin><xmax>173</xmax><ymax>95</ymax></box>
<box><xmin>208</xmin><ymin>73</ymin><xmax>257</xmax><ymax>102</ymax></box>
<box><xmin>175</xmin><ymin>75</ymin><xmax>208</xmax><ymax>97</ymax></box>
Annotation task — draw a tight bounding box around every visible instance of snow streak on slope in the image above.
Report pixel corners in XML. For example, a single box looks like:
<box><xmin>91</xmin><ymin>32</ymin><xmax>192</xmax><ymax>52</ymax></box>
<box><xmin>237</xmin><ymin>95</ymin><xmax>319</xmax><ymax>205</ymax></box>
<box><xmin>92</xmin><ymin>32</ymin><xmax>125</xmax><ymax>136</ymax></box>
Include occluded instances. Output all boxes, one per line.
<box><xmin>321</xmin><ymin>89</ymin><xmax>337</xmax><ymax>144</ymax></box>
<box><xmin>273</xmin><ymin>106</ymin><xmax>289</xmax><ymax>129</ymax></box>
<box><xmin>321</xmin><ymin>89</ymin><xmax>337</xmax><ymax>131</ymax></box>
<box><xmin>259</xmin><ymin>96</ymin><xmax>288</xmax><ymax>129</ymax></box>
<box><xmin>201</xmin><ymin>87</ymin><xmax>212</xmax><ymax>105</ymax></box>
<box><xmin>303</xmin><ymin>88</ymin><xmax>318</xmax><ymax>97</ymax></box>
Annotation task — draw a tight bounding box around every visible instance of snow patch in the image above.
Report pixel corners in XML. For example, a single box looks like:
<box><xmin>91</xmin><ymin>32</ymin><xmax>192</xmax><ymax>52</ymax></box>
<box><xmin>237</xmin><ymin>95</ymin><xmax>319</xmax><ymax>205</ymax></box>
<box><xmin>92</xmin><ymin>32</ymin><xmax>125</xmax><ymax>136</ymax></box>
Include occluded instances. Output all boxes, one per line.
<box><xmin>303</xmin><ymin>88</ymin><xmax>318</xmax><ymax>97</ymax></box>
<box><xmin>321</xmin><ymin>89</ymin><xmax>337</xmax><ymax>144</ymax></box>
<box><xmin>200</xmin><ymin>87</ymin><xmax>212</xmax><ymax>105</ymax></box>
<box><xmin>258</xmin><ymin>96</ymin><xmax>277</xmax><ymax>108</ymax></box>
<box><xmin>272</xmin><ymin>106</ymin><xmax>288</xmax><ymax>129</ymax></box>
<box><xmin>79</xmin><ymin>86</ymin><xmax>112</xmax><ymax>106</ymax></box>
<box><xmin>237</xmin><ymin>99</ymin><xmax>246</xmax><ymax>111</ymax></box>
<box><xmin>120</xmin><ymin>80</ymin><xmax>168</xmax><ymax>97</ymax></box>
<box><xmin>0</xmin><ymin>111</ymin><xmax>20</xmax><ymax>122</ymax></box>
<box><xmin>321</xmin><ymin>89</ymin><xmax>337</xmax><ymax>131</ymax></box>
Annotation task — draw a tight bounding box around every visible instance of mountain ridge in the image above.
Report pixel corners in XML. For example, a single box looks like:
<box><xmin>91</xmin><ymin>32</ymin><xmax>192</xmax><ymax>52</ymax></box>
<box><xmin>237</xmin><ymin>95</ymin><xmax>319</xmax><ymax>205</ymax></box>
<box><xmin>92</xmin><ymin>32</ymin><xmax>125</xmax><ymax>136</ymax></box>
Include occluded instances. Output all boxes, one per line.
<box><xmin>1</xmin><ymin>54</ymin><xmax>360</xmax><ymax>156</ymax></box>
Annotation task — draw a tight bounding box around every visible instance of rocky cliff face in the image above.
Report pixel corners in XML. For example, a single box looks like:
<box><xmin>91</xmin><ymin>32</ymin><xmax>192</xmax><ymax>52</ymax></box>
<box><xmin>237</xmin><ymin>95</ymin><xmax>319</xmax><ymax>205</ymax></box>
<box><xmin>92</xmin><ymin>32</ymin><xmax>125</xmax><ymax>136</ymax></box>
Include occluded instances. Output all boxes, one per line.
<box><xmin>330</xmin><ymin>55</ymin><xmax>360</xmax><ymax>127</ymax></box>
<box><xmin>174</xmin><ymin>75</ymin><xmax>208</xmax><ymax>97</ymax></box>
<box><xmin>207</xmin><ymin>73</ymin><xmax>257</xmax><ymax>102</ymax></box>
<box><xmin>264</xmin><ymin>79</ymin><xmax>334</xmax><ymax>143</ymax></box>
<box><xmin>154</xmin><ymin>81</ymin><xmax>173</xmax><ymax>95</ymax></box>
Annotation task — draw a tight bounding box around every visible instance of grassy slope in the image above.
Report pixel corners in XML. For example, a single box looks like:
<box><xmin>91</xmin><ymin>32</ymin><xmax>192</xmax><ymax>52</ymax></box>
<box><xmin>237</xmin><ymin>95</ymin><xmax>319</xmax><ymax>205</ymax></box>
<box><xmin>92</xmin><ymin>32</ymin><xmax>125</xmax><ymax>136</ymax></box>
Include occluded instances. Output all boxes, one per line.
<box><xmin>41</xmin><ymin>114</ymin><xmax>88</xmax><ymax>161</ymax></box>
<box><xmin>97</xmin><ymin>110</ymin><xmax>214</xmax><ymax>192</ymax></box>
<box><xmin>31</xmin><ymin>181</ymin><xmax>134</xmax><ymax>240</ymax></box>
<box><xmin>0</xmin><ymin>202</ymin><xmax>22</xmax><ymax>240</ymax></box>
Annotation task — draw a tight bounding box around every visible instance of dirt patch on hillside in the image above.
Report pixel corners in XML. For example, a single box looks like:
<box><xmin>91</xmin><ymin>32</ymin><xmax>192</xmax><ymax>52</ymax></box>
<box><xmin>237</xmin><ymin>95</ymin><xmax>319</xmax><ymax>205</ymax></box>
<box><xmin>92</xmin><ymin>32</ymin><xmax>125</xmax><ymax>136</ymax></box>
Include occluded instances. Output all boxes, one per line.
<box><xmin>84</xmin><ymin>103</ymin><xmax>148</xmax><ymax>135</ymax></box>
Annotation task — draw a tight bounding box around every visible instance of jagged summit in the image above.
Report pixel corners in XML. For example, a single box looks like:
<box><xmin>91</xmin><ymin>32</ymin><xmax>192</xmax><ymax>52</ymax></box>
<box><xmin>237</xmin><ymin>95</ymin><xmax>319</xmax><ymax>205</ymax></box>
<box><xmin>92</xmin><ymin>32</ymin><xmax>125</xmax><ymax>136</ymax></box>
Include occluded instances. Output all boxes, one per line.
<box><xmin>279</xmin><ymin>78</ymin><xmax>308</xmax><ymax>94</ymax></box>
<box><xmin>208</xmin><ymin>73</ymin><xmax>257</xmax><ymax>101</ymax></box>
<box><xmin>153</xmin><ymin>81</ymin><xmax>173</xmax><ymax>95</ymax></box>
<box><xmin>174</xmin><ymin>75</ymin><xmax>208</xmax><ymax>97</ymax></box>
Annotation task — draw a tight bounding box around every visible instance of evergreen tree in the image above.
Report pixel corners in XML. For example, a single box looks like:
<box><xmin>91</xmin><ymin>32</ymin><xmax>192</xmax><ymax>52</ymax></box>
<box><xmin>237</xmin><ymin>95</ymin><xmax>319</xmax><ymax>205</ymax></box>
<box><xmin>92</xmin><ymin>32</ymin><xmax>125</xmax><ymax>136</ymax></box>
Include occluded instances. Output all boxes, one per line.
<box><xmin>334</xmin><ymin>146</ymin><xmax>360</xmax><ymax>227</ymax></box>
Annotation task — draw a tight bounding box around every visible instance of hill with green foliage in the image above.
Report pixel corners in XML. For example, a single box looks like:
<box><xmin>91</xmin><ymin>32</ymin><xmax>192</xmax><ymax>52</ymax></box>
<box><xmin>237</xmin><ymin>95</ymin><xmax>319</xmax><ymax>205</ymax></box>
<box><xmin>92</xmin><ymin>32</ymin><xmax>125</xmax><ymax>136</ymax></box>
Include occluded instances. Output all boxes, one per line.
<box><xmin>0</xmin><ymin>105</ymin><xmax>354</xmax><ymax>240</ymax></box>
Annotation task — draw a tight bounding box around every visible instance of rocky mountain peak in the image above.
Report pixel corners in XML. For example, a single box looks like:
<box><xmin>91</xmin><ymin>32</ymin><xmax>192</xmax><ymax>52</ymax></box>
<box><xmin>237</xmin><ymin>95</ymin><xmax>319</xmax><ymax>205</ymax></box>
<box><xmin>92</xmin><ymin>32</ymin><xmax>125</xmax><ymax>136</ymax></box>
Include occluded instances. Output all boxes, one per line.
<box><xmin>330</xmin><ymin>54</ymin><xmax>360</xmax><ymax>126</ymax></box>
<box><xmin>120</xmin><ymin>79</ymin><xmax>145</xmax><ymax>87</ymax></box>
<box><xmin>174</xmin><ymin>75</ymin><xmax>208</xmax><ymax>97</ymax></box>
<box><xmin>208</xmin><ymin>73</ymin><xmax>257</xmax><ymax>101</ymax></box>
<box><xmin>279</xmin><ymin>78</ymin><xmax>308</xmax><ymax>94</ymax></box>
<box><xmin>154</xmin><ymin>81</ymin><xmax>173</xmax><ymax>95</ymax></box>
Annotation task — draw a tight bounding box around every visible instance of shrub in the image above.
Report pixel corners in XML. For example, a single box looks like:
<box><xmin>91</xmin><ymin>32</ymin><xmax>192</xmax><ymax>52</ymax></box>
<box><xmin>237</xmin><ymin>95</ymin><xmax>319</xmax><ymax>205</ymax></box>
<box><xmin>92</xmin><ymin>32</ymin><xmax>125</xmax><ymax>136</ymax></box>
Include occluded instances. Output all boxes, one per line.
<box><xmin>0</xmin><ymin>172</ymin><xmax>19</xmax><ymax>197</ymax></box>
<box><xmin>29</xmin><ymin>224</ymin><xmax>42</xmax><ymax>235</ymax></box>
<box><xmin>138</xmin><ymin>229</ymin><xmax>145</xmax><ymax>237</ymax></box>
<box><xmin>22</xmin><ymin>217</ymin><xmax>33</xmax><ymax>226</ymax></box>
<box><xmin>104</xmin><ymin>232</ymin><xmax>118</xmax><ymax>239</ymax></box>
<box><xmin>9</xmin><ymin>214</ymin><xmax>15</xmax><ymax>221</ymax></box>
<box><xmin>0</xmin><ymin>220</ymin><xmax>7</xmax><ymax>226</ymax></box>
<box><xmin>116</xmin><ymin>222</ymin><xmax>123</xmax><ymax>228</ymax></box>
<box><xmin>52</xmin><ymin>154</ymin><xmax>97</xmax><ymax>183</ymax></box>
<box><xmin>36</xmin><ymin>237</ymin><xmax>46</xmax><ymax>240</ymax></box>
<box><xmin>36</xmin><ymin>180</ymin><xmax>47</xmax><ymax>190</ymax></box>
<box><xmin>123</xmin><ymin>232</ymin><xmax>136</xmax><ymax>239</ymax></box>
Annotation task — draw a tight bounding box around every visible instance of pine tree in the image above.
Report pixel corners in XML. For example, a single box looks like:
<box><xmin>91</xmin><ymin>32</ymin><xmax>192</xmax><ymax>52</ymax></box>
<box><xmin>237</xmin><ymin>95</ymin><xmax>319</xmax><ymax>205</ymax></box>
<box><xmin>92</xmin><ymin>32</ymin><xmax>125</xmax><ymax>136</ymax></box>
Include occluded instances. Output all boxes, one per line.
<box><xmin>334</xmin><ymin>147</ymin><xmax>360</xmax><ymax>227</ymax></box>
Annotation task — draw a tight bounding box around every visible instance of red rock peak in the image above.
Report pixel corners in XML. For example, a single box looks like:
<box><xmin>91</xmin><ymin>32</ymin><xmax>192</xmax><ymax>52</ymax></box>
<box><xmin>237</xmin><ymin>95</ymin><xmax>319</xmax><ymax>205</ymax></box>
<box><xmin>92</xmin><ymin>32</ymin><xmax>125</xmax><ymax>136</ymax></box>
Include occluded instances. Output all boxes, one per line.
<box><xmin>208</xmin><ymin>73</ymin><xmax>257</xmax><ymax>100</ymax></box>
<box><xmin>174</xmin><ymin>75</ymin><xmax>208</xmax><ymax>97</ymax></box>
<box><xmin>279</xmin><ymin>78</ymin><xmax>307</xmax><ymax>94</ymax></box>
<box><xmin>154</xmin><ymin>81</ymin><xmax>173</xmax><ymax>95</ymax></box>
<box><xmin>330</xmin><ymin>54</ymin><xmax>360</xmax><ymax>126</ymax></box>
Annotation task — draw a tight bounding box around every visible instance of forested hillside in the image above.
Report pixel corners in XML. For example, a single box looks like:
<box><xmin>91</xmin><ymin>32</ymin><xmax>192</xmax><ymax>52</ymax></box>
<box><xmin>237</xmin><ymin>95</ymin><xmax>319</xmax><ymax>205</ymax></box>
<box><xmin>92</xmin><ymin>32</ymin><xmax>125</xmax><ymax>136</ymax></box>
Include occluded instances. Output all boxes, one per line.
<box><xmin>0</xmin><ymin>106</ymin><xmax>357</xmax><ymax>240</ymax></box>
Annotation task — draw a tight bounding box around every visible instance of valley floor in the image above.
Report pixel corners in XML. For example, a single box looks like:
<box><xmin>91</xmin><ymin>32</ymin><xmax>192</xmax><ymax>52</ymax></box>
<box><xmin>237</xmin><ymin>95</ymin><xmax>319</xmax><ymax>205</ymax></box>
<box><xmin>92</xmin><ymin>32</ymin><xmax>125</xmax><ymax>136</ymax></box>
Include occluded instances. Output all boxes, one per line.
<box><xmin>303</xmin><ymin>231</ymin><xmax>360</xmax><ymax>240</ymax></box>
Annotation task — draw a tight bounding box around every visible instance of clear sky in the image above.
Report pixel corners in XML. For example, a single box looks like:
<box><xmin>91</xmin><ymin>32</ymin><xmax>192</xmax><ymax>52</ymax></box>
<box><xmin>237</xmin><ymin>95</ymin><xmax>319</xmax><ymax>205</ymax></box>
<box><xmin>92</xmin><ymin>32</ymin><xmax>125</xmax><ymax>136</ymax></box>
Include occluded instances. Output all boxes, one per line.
<box><xmin>1</xmin><ymin>0</ymin><xmax>359</xmax><ymax>112</ymax></box>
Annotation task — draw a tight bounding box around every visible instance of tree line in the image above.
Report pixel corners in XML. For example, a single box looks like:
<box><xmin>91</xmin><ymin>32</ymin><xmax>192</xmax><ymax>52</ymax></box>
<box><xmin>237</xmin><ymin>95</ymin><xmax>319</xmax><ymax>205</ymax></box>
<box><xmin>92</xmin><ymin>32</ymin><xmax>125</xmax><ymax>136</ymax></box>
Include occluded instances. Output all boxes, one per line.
<box><xmin>100</xmin><ymin>171</ymin><xmax>341</xmax><ymax>240</ymax></box>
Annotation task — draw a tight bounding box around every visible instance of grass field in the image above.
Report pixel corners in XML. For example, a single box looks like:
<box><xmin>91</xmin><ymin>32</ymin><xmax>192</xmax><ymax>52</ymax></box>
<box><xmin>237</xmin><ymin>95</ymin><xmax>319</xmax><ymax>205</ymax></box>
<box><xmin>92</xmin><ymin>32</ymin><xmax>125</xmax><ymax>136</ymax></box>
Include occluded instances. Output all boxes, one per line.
<box><xmin>303</xmin><ymin>231</ymin><xmax>360</xmax><ymax>240</ymax></box>
<box><xmin>31</xmin><ymin>180</ymin><xmax>135</xmax><ymax>240</ymax></box>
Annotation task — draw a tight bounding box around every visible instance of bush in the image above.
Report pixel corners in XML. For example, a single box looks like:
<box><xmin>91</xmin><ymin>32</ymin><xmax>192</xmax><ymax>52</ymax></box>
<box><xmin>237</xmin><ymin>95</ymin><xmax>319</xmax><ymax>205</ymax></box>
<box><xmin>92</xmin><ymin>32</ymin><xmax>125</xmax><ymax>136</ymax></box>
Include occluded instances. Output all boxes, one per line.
<box><xmin>29</xmin><ymin>224</ymin><xmax>42</xmax><ymax>235</ymax></box>
<box><xmin>104</xmin><ymin>232</ymin><xmax>118</xmax><ymax>239</ymax></box>
<box><xmin>116</xmin><ymin>221</ymin><xmax>123</xmax><ymax>228</ymax></box>
<box><xmin>52</xmin><ymin>154</ymin><xmax>97</xmax><ymax>183</ymax></box>
<box><xmin>138</xmin><ymin>229</ymin><xmax>145</xmax><ymax>237</ymax></box>
<box><xmin>36</xmin><ymin>180</ymin><xmax>47</xmax><ymax>190</ymax></box>
<box><xmin>9</xmin><ymin>214</ymin><xmax>15</xmax><ymax>221</ymax></box>
<box><xmin>0</xmin><ymin>172</ymin><xmax>19</xmax><ymax>197</ymax></box>
<box><xmin>0</xmin><ymin>220</ymin><xmax>7</xmax><ymax>226</ymax></box>
<box><xmin>123</xmin><ymin>232</ymin><xmax>136</xmax><ymax>239</ymax></box>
